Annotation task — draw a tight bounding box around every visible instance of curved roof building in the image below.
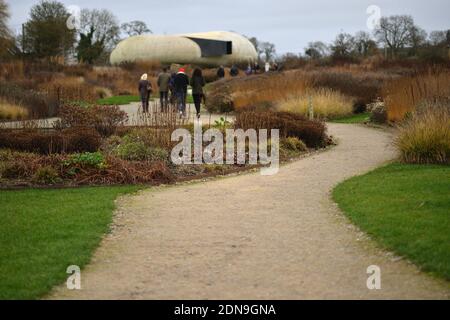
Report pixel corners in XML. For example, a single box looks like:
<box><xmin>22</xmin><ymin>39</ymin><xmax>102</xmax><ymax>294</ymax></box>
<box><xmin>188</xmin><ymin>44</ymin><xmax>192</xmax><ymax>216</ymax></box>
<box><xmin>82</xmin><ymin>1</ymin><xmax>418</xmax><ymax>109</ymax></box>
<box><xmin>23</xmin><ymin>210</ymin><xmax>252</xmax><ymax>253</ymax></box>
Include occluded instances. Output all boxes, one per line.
<box><xmin>110</xmin><ymin>31</ymin><xmax>257</xmax><ymax>66</ymax></box>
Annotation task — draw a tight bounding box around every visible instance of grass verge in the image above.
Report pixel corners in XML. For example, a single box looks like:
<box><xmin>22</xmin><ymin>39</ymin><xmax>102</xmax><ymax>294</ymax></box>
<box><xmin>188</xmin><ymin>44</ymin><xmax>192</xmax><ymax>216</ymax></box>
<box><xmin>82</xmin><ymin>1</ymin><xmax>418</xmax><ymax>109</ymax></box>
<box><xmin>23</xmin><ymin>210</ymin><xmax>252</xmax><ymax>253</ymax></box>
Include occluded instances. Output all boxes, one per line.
<box><xmin>97</xmin><ymin>95</ymin><xmax>141</xmax><ymax>105</ymax></box>
<box><xmin>330</xmin><ymin>112</ymin><xmax>370</xmax><ymax>124</ymax></box>
<box><xmin>0</xmin><ymin>186</ymin><xmax>141</xmax><ymax>299</ymax></box>
<box><xmin>333</xmin><ymin>163</ymin><xmax>450</xmax><ymax>280</ymax></box>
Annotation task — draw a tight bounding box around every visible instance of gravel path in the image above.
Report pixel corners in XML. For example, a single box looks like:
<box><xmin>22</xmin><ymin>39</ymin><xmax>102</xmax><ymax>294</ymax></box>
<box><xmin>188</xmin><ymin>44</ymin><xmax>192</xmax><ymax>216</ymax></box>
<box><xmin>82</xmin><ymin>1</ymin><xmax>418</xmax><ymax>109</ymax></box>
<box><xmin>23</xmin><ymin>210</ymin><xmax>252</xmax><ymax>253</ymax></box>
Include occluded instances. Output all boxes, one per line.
<box><xmin>49</xmin><ymin>123</ymin><xmax>450</xmax><ymax>299</ymax></box>
<box><xmin>0</xmin><ymin>102</ymin><xmax>225</xmax><ymax>129</ymax></box>
<box><xmin>121</xmin><ymin>102</ymin><xmax>229</xmax><ymax>125</ymax></box>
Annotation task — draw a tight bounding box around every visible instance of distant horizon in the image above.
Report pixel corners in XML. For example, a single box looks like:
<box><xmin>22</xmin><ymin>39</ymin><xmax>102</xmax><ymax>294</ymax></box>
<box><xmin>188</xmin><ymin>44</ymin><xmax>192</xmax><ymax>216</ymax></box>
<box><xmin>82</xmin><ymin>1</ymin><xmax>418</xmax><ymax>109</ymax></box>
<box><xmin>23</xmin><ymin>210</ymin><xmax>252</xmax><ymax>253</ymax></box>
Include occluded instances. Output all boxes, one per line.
<box><xmin>7</xmin><ymin>0</ymin><xmax>450</xmax><ymax>55</ymax></box>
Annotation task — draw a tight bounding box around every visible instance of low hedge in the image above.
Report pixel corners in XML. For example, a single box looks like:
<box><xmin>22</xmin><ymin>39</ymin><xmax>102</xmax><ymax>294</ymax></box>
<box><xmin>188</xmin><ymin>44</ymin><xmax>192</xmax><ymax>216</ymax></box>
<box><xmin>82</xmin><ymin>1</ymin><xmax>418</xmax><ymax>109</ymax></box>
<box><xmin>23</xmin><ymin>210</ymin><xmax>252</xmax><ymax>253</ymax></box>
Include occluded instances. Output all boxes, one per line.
<box><xmin>0</xmin><ymin>127</ymin><xmax>101</xmax><ymax>154</ymax></box>
<box><xmin>57</xmin><ymin>103</ymin><xmax>128</xmax><ymax>137</ymax></box>
<box><xmin>234</xmin><ymin>110</ymin><xmax>328</xmax><ymax>148</ymax></box>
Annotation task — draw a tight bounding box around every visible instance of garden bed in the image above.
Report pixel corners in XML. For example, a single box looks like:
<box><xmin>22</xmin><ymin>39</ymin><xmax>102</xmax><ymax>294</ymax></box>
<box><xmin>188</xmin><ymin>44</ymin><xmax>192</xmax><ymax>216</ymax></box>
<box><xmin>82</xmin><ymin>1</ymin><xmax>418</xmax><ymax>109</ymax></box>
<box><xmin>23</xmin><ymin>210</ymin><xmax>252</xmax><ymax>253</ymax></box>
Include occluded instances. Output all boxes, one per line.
<box><xmin>0</xmin><ymin>105</ymin><xmax>332</xmax><ymax>189</ymax></box>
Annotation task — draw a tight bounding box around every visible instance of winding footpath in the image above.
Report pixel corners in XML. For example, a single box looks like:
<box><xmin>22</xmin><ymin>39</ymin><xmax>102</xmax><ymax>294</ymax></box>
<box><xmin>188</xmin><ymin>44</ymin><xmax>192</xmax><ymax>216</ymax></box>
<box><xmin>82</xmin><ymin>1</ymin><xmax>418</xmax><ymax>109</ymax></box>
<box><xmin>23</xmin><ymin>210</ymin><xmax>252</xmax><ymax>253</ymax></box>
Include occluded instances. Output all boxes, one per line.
<box><xmin>49</xmin><ymin>123</ymin><xmax>449</xmax><ymax>299</ymax></box>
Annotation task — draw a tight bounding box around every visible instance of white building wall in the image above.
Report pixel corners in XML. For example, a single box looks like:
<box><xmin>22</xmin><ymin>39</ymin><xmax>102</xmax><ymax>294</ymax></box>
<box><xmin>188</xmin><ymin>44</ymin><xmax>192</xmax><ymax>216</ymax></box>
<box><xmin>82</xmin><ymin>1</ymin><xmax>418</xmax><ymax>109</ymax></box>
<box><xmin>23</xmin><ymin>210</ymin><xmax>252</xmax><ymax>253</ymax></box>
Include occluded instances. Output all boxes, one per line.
<box><xmin>110</xmin><ymin>31</ymin><xmax>257</xmax><ymax>66</ymax></box>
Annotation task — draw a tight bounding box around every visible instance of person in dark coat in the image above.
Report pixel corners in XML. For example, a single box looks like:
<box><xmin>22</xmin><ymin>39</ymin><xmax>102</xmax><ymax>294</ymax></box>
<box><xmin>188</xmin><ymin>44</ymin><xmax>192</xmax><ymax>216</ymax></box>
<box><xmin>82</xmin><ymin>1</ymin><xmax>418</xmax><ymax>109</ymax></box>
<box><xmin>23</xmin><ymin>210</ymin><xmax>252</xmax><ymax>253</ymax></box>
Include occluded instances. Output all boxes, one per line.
<box><xmin>190</xmin><ymin>68</ymin><xmax>206</xmax><ymax>119</ymax></box>
<box><xmin>174</xmin><ymin>68</ymin><xmax>189</xmax><ymax>117</ymax></box>
<box><xmin>157</xmin><ymin>67</ymin><xmax>171</xmax><ymax>112</ymax></box>
<box><xmin>217</xmin><ymin>65</ymin><xmax>225</xmax><ymax>79</ymax></box>
<box><xmin>230</xmin><ymin>64</ymin><xmax>239</xmax><ymax>77</ymax></box>
<box><xmin>138</xmin><ymin>73</ymin><xmax>152</xmax><ymax>113</ymax></box>
<box><xmin>168</xmin><ymin>72</ymin><xmax>177</xmax><ymax>106</ymax></box>
<box><xmin>253</xmin><ymin>62</ymin><xmax>260</xmax><ymax>74</ymax></box>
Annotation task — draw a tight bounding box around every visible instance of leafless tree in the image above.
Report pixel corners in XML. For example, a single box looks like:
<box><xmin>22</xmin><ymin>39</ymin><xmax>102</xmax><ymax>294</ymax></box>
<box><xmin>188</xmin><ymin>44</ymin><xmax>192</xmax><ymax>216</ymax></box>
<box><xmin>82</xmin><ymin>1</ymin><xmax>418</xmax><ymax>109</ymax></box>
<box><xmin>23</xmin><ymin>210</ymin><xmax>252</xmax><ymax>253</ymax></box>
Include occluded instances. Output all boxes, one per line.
<box><xmin>353</xmin><ymin>31</ymin><xmax>377</xmax><ymax>56</ymax></box>
<box><xmin>0</xmin><ymin>0</ymin><xmax>16</xmax><ymax>58</ymax></box>
<box><xmin>331</xmin><ymin>33</ymin><xmax>355</xmax><ymax>58</ymax></box>
<box><xmin>429</xmin><ymin>30</ymin><xmax>448</xmax><ymax>46</ymax></box>
<box><xmin>304</xmin><ymin>41</ymin><xmax>329</xmax><ymax>59</ymax></box>
<box><xmin>121</xmin><ymin>21</ymin><xmax>151</xmax><ymax>37</ymax></box>
<box><xmin>80</xmin><ymin>8</ymin><xmax>120</xmax><ymax>51</ymax></box>
<box><xmin>409</xmin><ymin>25</ymin><xmax>427</xmax><ymax>55</ymax></box>
<box><xmin>248</xmin><ymin>36</ymin><xmax>263</xmax><ymax>61</ymax></box>
<box><xmin>0</xmin><ymin>0</ymin><xmax>11</xmax><ymax>39</ymax></box>
<box><xmin>374</xmin><ymin>15</ymin><xmax>416</xmax><ymax>58</ymax></box>
<box><xmin>260</xmin><ymin>41</ymin><xmax>276</xmax><ymax>62</ymax></box>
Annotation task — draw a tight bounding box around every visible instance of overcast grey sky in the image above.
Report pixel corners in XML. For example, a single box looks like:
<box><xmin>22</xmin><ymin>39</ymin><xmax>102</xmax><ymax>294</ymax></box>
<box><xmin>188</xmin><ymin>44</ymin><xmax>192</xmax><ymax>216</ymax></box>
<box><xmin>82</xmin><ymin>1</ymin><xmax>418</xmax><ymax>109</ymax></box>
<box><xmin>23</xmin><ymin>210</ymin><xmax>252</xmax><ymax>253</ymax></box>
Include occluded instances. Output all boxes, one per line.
<box><xmin>7</xmin><ymin>0</ymin><xmax>450</xmax><ymax>54</ymax></box>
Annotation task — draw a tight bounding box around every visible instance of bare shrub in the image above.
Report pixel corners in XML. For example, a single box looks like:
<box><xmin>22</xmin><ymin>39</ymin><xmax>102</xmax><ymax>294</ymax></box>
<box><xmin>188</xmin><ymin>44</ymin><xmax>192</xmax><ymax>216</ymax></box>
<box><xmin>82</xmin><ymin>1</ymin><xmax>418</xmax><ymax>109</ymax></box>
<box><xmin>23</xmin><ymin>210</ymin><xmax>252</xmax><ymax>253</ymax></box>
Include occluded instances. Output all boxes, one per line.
<box><xmin>205</xmin><ymin>71</ymin><xmax>311</xmax><ymax>112</ymax></box>
<box><xmin>383</xmin><ymin>70</ymin><xmax>450</xmax><ymax>121</ymax></box>
<box><xmin>38</xmin><ymin>76</ymin><xmax>99</xmax><ymax>105</ymax></box>
<box><xmin>57</xmin><ymin>103</ymin><xmax>128</xmax><ymax>136</ymax></box>
<box><xmin>0</xmin><ymin>127</ymin><xmax>101</xmax><ymax>154</ymax></box>
<box><xmin>234</xmin><ymin>110</ymin><xmax>328</xmax><ymax>148</ymax></box>
<box><xmin>0</xmin><ymin>81</ymin><xmax>57</xmax><ymax>118</ymax></box>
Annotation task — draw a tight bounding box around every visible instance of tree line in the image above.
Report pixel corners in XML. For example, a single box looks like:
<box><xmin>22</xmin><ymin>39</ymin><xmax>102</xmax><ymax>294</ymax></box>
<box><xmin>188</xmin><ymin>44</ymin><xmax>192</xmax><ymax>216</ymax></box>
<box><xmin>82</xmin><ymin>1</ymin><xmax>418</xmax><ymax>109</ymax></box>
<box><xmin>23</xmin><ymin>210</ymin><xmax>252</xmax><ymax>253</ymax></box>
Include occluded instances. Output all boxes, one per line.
<box><xmin>1</xmin><ymin>0</ymin><xmax>449</xmax><ymax>65</ymax></box>
<box><xmin>250</xmin><ymin>16</ymin><xmax>449</xmax><ymax>65</ymax></box>
<box><xmin>298</xmin><ymin>15</ymin><xmax>449</xmax><ymax>63</ymax></box>
<box><xmin>0</xmin><ymin>0</ymin><xmax>151</xmax><ymax>64</ymax></box>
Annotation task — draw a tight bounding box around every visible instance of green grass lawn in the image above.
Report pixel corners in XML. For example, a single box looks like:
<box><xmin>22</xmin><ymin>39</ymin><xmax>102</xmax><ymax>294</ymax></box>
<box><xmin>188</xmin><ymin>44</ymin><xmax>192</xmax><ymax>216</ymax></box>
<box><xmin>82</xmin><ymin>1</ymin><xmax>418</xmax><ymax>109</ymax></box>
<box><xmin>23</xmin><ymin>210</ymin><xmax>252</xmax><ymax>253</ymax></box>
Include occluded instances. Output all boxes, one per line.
<box><xmin>97</xmin><ymin>95</ymin><xmax>141</xmax><ymax>105</ymax></box>
<box><xmin>186</xmin><ymin>95</ymin><xmax>194</xmax><ymax>104</ymax></box>
<box><xmin>0</xmin><ymin>186</ymin><xmax>141</xmax><ymax>299</ymax></box>
<box><xmin>333</xmin><ymin>163</ymin><xmax>450</xmax><ymax>280</ymax></box>
<box><xmin>330</xmin><ymin>112</ymin><xmax>370</xmax><ymax>123</ymax></box>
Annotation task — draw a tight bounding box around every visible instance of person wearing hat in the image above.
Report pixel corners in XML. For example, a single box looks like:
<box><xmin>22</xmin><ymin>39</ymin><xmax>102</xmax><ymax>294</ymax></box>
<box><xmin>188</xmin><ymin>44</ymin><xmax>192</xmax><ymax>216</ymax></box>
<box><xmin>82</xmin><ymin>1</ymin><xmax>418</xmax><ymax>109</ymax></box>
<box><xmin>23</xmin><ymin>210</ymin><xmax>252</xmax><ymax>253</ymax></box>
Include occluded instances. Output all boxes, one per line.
<box><xmin>174</xmin><ymin>68</ymin><xmax>189</xmax><ymax>117</ymax></box>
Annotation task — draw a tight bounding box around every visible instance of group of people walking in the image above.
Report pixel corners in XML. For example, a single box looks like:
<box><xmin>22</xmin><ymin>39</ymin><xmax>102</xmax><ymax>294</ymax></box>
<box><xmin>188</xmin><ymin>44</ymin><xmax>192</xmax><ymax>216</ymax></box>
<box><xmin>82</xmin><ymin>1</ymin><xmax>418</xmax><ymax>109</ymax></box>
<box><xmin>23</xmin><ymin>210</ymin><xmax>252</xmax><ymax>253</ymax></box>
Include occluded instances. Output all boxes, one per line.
<box><xmin>139</xmin><ymin>67</ymin><xmax>206</xmax><ymax>119</ymax></box>
<box><xmin>139</xmin><ymin>62</ymin><xmax>280</xmax><ymax>118</ymax></box>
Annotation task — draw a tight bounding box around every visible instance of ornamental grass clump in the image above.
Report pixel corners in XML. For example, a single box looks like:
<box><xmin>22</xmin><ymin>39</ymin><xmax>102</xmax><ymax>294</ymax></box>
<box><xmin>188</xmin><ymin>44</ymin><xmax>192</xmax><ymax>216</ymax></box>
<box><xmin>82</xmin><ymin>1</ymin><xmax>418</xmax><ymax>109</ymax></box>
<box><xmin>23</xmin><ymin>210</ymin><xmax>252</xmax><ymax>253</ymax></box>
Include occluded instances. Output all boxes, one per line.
<box><xmin>32</xmin><ymin>166</ymin><xmax>61</xmax><ymax>185</ymax></box>
<box><xmin>277</xmin><ymin>88</ymin><xmax>354</xmax><ymax>119</ymax></box>
<box><xmin>281</xmin><ymin>137</ymin><xmax>307</xmax><ymax>152</ymax></box>
<box><xmin>0</xmin><ymin>99</ymin><xmax>29</xmax><ymax>120</ymax></box>
<box><xmin>395</xmin><ymin>103</ymin><xmax>450</xmax><ymax>164</ymax></box>
<box><xmin>383</xmin><ymin>71</ymin><xmax>450</xmax><ymax>122</ymax></box>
